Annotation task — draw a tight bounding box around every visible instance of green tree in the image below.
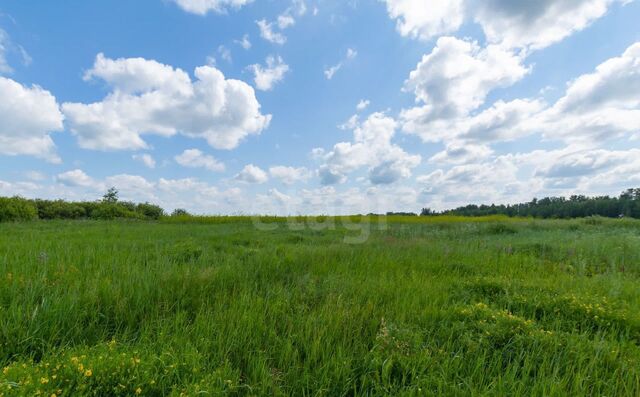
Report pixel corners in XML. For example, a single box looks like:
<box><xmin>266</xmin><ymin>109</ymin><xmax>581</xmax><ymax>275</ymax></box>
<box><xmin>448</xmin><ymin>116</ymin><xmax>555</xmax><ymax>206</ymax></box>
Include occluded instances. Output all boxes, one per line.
<box><xmin>102</xmin><ymin>187</ymin><xmax>119</xmax><ymax>203</ymax></box>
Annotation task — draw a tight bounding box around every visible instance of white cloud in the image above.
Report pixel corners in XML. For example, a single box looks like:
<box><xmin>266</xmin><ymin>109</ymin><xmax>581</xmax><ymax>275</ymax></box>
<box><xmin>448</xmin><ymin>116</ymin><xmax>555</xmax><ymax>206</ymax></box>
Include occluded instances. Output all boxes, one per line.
<box><xmin>62</xmin><ymin>53</ymin><xmax>271</xmax><ymax>151</ymax></box>
<box><xmin>401</xmin><ymin>37</ymin><xmax>530</xmax><ymax>142</ymax></box>
<box><xmin>324</xmin><ymin>48</ymin><xmax>357</xmax><ymax>80</ymax></box>
<box><xmin>405</xmin><ymin>37</ymin><xmax>529</xmax><ymax>119</ymax></box>
<box><xmin>175</xmin><ymin>148</ymin><xmax>225</xmax><ymax>172</ymax></box>
<box><xmin>57</xmin><ymin>169</ymin><xmax>96</xmax><ymax>188</ymax></box>
<box><xmin>537</xmin><ymin>42</ymin><xmax>640</xmax><ymax>143</ymax></box>
<box><xmin>382</xmin><ymin>0</ymin><xmax>630</xmax><ymax>51</ymax></box>
<box><xmin>170</xmin><ymin>0</ymin><xmax>253</xmax><ymax>15</ymax></box>
<box><xmin>269</xmin><ymin>166</ymin><xmax>311</xmax><ymax>184</ymax></box>
<box><xmin>474</xmin><ymin>0</ymin><xmax>631</xmax><ymax>51</ymax></box>
<box><xmin>234</xmin><ymin>34</ymin><xmax>252</xmax><ymax>50</ymax></box>
<box><xmin>458</xmin><ymin>99</ymin><xmax>546</xmax><ymax>143</ymax></box>
<box><xmin>278</xmin><ymin>14</ymin><xmax>296</xmax><ymax>29</ymax></box>
<box><xmin>426</xmin><ymin>42</ymin><xmax>640</xmax><ymax>146</ymax></box>
<box><xmin>256</xmin><ymin>19</ymin><xmax>287</xmax><ymax>45</ymax></box>
<box><xmin>256</xmin><ymin>1</ymin><xmax>307</xmax><ymax>45</ymax></box>
<box><xmin>429</xmin><ymin>142</ymin><xmax>493</xmax><ymax>164</ymax></box>
<box><xmin>356</xmin><ymin>99</ymin><xmax>370</xmax><ymax>111</ymax></box>
<box><xmin>413</xmin><ymin>143</ymin><xmax>640</xmax><ymax>211</ymax></box>
<box><xmin>248</xmin><ymin>55</ymin><xmax>289</xmax><ymax>91</ymax></box>
<box><xmin>0</xmin><ymin>76</ymin><xmax>64</xmax><ymax>162</ymax></box>
<box><xmin>381</xmin><ymin>0</ymin><xmax>465</xmax><ymax>41</ymax></box>
<box><xmin>324</xmin><ymin>65</ymin><xmax>341</xmax><ymax>80</ymax></box>
<box><xmin>105</xmin><ymin>174</ymin><xmax>157</xmax><ymax>199</ymax></box>
<box><xmin>235</xmin><ymin>164</ymin><xmax>269</xmax><ymax>183</ymax></box>
<box><xmin>132</xmin><ymin>153</ymin><xmax>156</xmax><ymax>169</ymax></box>
<box><xmin>317</xmin><ymin>112</ymin><xmax>421</xmax><ymax>185</ymax></box>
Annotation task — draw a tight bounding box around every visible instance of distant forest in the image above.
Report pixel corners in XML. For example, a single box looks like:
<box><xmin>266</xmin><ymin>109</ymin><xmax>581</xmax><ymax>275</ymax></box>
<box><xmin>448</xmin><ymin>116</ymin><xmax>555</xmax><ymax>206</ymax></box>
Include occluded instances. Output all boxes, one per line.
<box><xmin>416</xmin><ymin>188</ymin><xmax>640</xmax><ymax>219</ymax></box>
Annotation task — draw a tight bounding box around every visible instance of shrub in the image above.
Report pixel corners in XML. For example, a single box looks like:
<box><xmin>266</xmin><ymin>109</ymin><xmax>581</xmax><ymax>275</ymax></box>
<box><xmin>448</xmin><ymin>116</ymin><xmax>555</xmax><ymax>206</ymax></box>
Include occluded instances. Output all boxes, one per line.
<box><xmin>0</xmin><ymin>196</ymin><xmax>38</xmax><ymax>222</ymax></box>
<box><xmin>136</xmin><ymin>202</ymin><xmax>164</xmax><ymax>220</ymax></box>
<box><xmin>90</xmin><ymin>203</ymin><xmax>142</xmax><ymax>220</ymax></box>
<box><xmin>35</xmin><ymin>199</ymin><xmax>87</xmax><ymax>220</ymax></box>
<box><xmin>172</xmin><ymin>208</ymin><xmax>190</xmax><ymax>217</ymax></box>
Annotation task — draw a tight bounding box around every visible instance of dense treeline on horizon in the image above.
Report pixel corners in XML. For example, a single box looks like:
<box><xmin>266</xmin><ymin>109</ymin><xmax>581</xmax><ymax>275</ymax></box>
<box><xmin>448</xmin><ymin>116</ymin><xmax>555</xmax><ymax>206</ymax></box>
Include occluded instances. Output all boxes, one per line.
<box><xmin>0</xmin><ymin>188</ymin><xmax>167</xmax><ymax>222</ymax></box>
<box><xmin>426</xmin><ymin>188</ymin><xmax>640</xmax><ymax>219</ymax></box>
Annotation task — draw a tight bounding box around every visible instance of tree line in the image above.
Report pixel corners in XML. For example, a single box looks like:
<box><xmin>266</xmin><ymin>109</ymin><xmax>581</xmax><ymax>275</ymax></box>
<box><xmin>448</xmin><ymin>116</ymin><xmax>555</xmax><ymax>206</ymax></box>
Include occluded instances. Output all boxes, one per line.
<box><xmin>421</xmin><ymin>188</ymin><xmax>640</xmax><ymax>219</ymax></box>
<box><xmin>0</xmin><ymin>188</ymin><xmax>179</xmax><ymax>222</ymax></box>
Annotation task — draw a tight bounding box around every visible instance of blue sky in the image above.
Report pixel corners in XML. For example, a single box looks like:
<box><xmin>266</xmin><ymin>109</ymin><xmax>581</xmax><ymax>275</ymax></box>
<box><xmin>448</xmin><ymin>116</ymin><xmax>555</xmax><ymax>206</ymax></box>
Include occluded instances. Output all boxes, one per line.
<box><xmin>1</xmin><ymin>0</ymin><xmax>639</xmax><ymax>214</ymax></box>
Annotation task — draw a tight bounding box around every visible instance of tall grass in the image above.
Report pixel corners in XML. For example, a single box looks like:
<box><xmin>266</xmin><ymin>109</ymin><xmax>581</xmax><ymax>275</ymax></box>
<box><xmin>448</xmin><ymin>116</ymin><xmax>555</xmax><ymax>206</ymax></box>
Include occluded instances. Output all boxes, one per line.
<box><xmin>1</xmin><ymin>219</ymin><xmax>639</xmax><ymax>395</ymax></box>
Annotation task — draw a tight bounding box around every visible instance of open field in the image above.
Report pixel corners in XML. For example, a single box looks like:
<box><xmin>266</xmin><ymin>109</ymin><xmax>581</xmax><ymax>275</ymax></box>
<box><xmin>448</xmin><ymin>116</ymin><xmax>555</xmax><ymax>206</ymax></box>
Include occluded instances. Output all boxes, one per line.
<box><xmin>1</xmin><ymin>216</ymin><xmax>640</xmax><ymax>396</ymax></box>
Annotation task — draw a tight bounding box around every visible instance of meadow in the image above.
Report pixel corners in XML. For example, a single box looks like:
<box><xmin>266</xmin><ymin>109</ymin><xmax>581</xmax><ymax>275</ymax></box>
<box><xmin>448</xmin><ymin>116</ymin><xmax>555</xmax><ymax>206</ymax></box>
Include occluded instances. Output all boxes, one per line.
<box><xmin>1</xmin><ymin>216</ymin><xmax>639</xmax><ymax>396</ymax></box>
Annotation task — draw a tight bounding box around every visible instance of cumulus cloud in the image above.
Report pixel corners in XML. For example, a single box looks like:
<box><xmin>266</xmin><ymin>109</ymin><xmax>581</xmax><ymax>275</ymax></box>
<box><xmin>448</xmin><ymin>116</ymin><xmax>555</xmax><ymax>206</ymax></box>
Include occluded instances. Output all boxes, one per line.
<box><xmin>422</xmin><ymin>42</ymin><xmax>640</xmax><ymax>146</ymax></box>
<box><xmin>0</xmin><ymin>76</ymin><xmax>64</xmax><ymax>162</ymax></box>
<box><xmin>51</xmin><ymin>170</ymin><xmax>244</xmax><ymax>212</ymax></box>
<box><xmin>401</xmin><ymin>37</ymin><xmax>529</xmax><ymax>141</ymax></box>
<box><xmin>382</xmin><ymin>0</ymin><xmax>631</xmax><ymax>51</ymax></box>
<box><xmin>474</xmin><ymin>0</ymin><xmax>631</xmax><ymax>51</ymax></box>
<box><xmin>414</xmin><ymin>143</ymin><xmax>640</xmax><ymax>211</ymax></box>
<box><xmin>316</xmin><ymin>112</ymin><xmax>421</xmax><ymax>185</ymax></box>
<box><xmin>248</xmin><ymin>55</ymin><xmax>289</xmax><ymax>91</ymax></box>
<box><xmin>132</xmin><ymin>153</ymin><xmax>156</xmax><ymax>169</ymax></box>
<box><xmin>269</xmin><ymin>166</ymin><xmax>311</xmax><ymax>184</ymax></box>
<box><xmin>4</xmin><ymin>169</ymin><xmax>427</xmax><ymax>216</ymax></box>
<box><xmin>235</xmin><ymin>164</ymin><xmax>269</xmax><ymax>183</ymax></box>
<box><xmin>62</xmin><ymin>53</ymin><xmax>271</xmax><ymax>151</ymax></box>
<box><xmin>381</xmin><ymin>0</ymin><xmax>465</xmax><ymax>41</ymax></box>
<box><xmin>536</xmin><ymin>42</ymin><xmax>640</xmax><ymax>143</ymax></box>
<box><xmin>429</xmin><ymin>142</ymin><xmax>493</xmax><ymax>164</ymax></box>
<box><xmin>175</xmin><ymin>148</ymin><xmax>225</xmax><ymax>172</ymax></box>
<box><xmin>56</xmin><ymin>169</ymin><xmax>96</xmax><ymax>188</ymax></box>
<box><xmin>170</xmin><ymin>0</ymin><xmax>253</xmax><ymax>15</ymax></box>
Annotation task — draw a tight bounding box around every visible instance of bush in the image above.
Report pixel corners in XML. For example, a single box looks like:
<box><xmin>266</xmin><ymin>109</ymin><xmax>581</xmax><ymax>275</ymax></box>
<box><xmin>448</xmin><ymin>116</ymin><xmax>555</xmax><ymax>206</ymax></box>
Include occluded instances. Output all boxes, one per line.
<box><xmin>35</xmin><ymin>199</ymin><xmax>87</xmax><ymax>220</ymax></box>
<box><xmin>172</xmin><ymin>208</ymin><xmax>190</xmax><ymax>217</ymax></box>
<box><xmin>0</xmin><ymin>195</ymin><xmax>167</xmax><ymax>222</ymax></box>
<box><xmin>136</xmin><ymin>202</ymin><xmax>164</xmax><ymax>220</ymax></box>
<box><xmin>0</xmin><ymin>196</ymin><xmax>38</xmax><ymax>222</ymax></box>
<box><xmin>90</xmin><ymin>203</ymin><xmax>142</xmax><ymax>220</ymax></box>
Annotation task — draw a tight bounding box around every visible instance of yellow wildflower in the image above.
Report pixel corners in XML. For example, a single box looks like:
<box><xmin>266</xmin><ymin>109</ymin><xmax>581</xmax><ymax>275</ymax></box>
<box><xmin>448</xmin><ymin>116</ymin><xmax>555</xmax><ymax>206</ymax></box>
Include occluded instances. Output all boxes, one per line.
<box><xmin>40</xmin><ymin>377</ymin><xmax>49</xmax><ymax>384</ymax></box>
<box><xmin>84</xmin><ymin>369</ymin><xmax>92</xmax><ymax>377</ymax></box>
<box><xmin>136</xmin><ymin>387</ymin><xmax>142</xmax><ymax>394</ymax></box>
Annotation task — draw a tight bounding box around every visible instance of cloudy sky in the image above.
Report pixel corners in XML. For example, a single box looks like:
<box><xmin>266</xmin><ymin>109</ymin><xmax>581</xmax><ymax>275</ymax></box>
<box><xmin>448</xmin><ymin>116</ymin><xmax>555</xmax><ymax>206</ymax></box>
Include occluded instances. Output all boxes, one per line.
<box><xmin>1</xmin><ymin>0</ymin><xmax>639</xmax><ymax>214</ymax></box>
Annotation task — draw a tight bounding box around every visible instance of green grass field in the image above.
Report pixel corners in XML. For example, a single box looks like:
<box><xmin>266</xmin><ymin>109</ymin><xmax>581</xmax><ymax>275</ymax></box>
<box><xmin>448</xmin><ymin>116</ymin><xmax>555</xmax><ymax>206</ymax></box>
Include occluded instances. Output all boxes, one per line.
<box><xmin>1</xmin><ymin>217</ymin><xmax>640</xmax><ymax>396</ymax></box>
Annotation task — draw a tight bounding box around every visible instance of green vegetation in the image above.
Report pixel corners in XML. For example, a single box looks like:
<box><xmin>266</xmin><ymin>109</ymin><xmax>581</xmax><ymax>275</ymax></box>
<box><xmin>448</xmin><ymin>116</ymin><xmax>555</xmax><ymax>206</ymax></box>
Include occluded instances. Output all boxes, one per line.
<box><xmin>1</xmin><ymin>217</ymin><xmax>640</xmax><ymax>396</ymax></box>
<box><xmin>0</xmin><ymin>189</ymin><xmax>164</xmax><ymax>222</ymax></box>
<box><xmin>436</xmin><ymin>188</ymin><xmax>640</xmax><ymax>219</ymax></box>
